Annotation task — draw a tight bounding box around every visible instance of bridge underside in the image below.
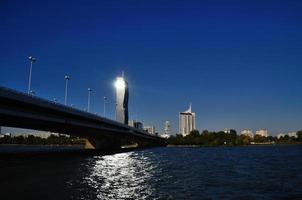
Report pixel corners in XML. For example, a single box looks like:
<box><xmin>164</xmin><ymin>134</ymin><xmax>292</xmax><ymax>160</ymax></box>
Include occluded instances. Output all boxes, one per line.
<box><xmin>0</xmin><ymin>89</ymin><xmax>166</xmax><ymax>150</ymax></box>
<box><xmin>0</xmin><ymin>113</ymin><xmax>166</xmax><ymax>150</ymax></box>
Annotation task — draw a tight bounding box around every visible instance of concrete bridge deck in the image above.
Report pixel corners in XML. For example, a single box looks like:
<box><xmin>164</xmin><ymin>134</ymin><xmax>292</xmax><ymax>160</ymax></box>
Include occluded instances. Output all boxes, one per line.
<box><xmin>0</xmin><ymin>87</ymin><xmax>166</xmax><ymax>149</ymax></box>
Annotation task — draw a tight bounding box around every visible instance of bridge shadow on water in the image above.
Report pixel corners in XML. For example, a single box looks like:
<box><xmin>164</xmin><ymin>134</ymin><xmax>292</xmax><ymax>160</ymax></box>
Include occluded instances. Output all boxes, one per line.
<box><xmin>0</xmin><ymin>145</ymin><xmax>165</xmax><ymax>200</ymax></box>
<box><xmin>0</xmin><ymin>145</ymin><xmax>161</xmax><ymax>159</ymax></box>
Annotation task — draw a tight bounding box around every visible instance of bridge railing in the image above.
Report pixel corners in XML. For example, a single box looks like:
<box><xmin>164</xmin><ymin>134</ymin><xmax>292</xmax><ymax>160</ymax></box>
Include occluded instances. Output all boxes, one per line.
<box><xmin>0</xmin><ymin>86</ymin><xmax>102</xmax><ymax>117</ymax></box>
<box><xmin>0</xmin><ymin>86</ymin><xmax>158</xmax><ymax>137</ymax></box>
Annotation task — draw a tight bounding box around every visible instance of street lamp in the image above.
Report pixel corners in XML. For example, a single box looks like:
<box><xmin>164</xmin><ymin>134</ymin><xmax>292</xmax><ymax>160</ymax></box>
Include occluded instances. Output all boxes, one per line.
<box><xmin>64</xmin><ymin>75</ymin><xmax>70</xmax><ymax>105</ymax></box>
<box><xmin>103</xmin><ymin>96</ymin><xmax>107</xmax><ymax>117</ymax></box>
<box><xmin>87</xmin><ymin>88</ymin><xmax>92</xmax><ymax>112</ymax></box>
<box><xmin>27</xmin><ymin>56</ymin><xmax>36</xmax><ymax>94</ymax></box>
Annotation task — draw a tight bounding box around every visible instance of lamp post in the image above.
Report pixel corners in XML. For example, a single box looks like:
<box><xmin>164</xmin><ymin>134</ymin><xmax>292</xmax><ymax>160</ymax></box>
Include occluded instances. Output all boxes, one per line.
<box><xmin>27</xmin><ymin>56</ymin><xmax>36</xmax><ymax>94</ymax></box>
<box><xmin>64</xmin><ymin>75</ymin><xmax>70</xmax><ymax>105</ymax></box>
<box><xmin>87</xmin><ymin>88</ymin><xmax>92</xmax><ymax>112</ymax></box>
<box><xmin>103</xmin><ymin>96</ymin><xmax>107</xmax><ymax>117</ymax></box>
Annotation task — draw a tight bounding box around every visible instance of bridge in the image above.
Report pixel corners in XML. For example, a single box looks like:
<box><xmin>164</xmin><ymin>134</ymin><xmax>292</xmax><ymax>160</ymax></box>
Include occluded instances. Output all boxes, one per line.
<box><xmin>0</xmin><ymin>87</ymin><xmax>166</xmax><ymax>149</ymax></box>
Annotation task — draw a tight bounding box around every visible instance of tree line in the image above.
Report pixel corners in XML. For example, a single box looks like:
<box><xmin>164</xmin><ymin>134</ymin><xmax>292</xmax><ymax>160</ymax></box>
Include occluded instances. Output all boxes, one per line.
<box><xmin>168</xmin><ymin>130</ymin><xmax>302</xmax><ymax>146</ymax></box>
<box><xmin>0</xmin><ymin>134</ymin><xmax>85</xmax><ymax>145</ymax></box>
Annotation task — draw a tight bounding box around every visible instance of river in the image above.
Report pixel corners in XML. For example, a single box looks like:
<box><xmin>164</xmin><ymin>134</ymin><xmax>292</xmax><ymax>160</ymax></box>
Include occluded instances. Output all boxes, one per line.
<box><xmin>0</xmin><ymin>145</ymin><xmax>301</xmax><ymax>199</ymax></box>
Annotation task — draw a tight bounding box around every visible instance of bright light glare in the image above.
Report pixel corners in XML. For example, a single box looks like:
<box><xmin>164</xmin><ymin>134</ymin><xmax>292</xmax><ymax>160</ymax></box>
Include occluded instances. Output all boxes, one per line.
<box><xmin>115</xmin><ymin>78</ymin><xmax>125</xmax><ymax>89</ymax></box>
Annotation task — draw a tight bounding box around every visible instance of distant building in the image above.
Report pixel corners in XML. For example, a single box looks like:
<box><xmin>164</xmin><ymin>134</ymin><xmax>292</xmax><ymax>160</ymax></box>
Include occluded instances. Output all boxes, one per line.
<box><xmin>224</xmin><ymin>129</ymin><xmax>231</xmax><ymax>134</ymax></box>
<box><xmin>4</xmin><ymin>132</ymin><xmax>11</xmax><ymax>137</ymax></box>
<box><xmin>144</xmin><ymin>125</ymin><xmax>156</xmax><ymax>135</ymax></box>
<box><xmin>277</xmin><ymin>133</ymin><xmax>285</xmax><ymax>139</ymax></box>
<box><xmin>0</xmin><ymin>127</ymin><xmax>3</xmax><ymax>138</ymax></box>
<box><xmin>288</xmin><ymin>132</ymin><xmax>297</xmax><ymax>138</ymax></box>
<box><xmin>241</xmin><ymin>129</ymin><xmax>254</xmax><ymax>137</ymax></box>
<box><xmin>179</xmin><ymin>104</ymin><xmax>196</xmax><ymax>136</ymax></box>
<box><xmin>161</xmin><ymin>121</ymin><xmax>172</xmax><ymax>139</ymax></box>
<box><xmin>164</xmin><ymin>121</ymin><xmax>171</xmax><ymax>135</ymax></box>
<box><xmin>128</xmin><ymin>120</ymin><xmax>135</xmax><ymax>127</ymax></box>
<box><xmin>255</xmin><ymin>129</ymin><xmax>268</xmax><ymax>137</ymax></box>
<box><xmin>115</xmin><ymin>75</ymin><xmax>129</xmax><ymax>125</ymax></box>
<box><xmin>135</xmin><ymin>122</ymin><xmax>143</xmax><ymax>130</ymax></box>
<box><xmin>128</xmin><ymin>120</ymin><xmax>143</xmax><ymax>130</ymax></box>
<box><xmin>277</xmin><ymin>132</ymin><xmax>297</xmax><ymax>139</ymax></box>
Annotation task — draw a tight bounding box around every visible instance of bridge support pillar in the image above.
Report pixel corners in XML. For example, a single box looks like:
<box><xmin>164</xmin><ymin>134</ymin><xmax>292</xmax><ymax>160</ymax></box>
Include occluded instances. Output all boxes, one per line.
<box><xmin>84</xmin><ymin>137</ymin><xmax>121</xmax><ymax>150</ymax></box>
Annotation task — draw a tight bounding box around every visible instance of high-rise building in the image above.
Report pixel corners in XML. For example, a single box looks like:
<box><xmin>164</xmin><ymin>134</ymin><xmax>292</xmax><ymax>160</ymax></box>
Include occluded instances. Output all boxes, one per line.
<box><xmin>164</xmin><ymin>121</ymin><xmax>171</xmax><ymax>135</ymax></box>
<box><xmin>128</xmin><ymin>120</ymin><xmax>143</xmax><ymax>130</ymax></box>
<box><xmin>277</xmin><ymin>132</ymin><xmax>297</xmax><ymax>138</ymax></box>
<box><xmin>255</xmin><ymin>129</ymin><xmax>268</xmax><ymax>137</ymax></box>
<box><xmin>161</xmin><ymin>121</ymin><xmax>171</xmax><ymax>139</ymax></box>
<box><xmin>288</xmin><ymin>132</ymin><xmax>297</xmax><ymax>138</ymax></box>
<box><xmin>241</xmin><ymin>129</ymin><xmax>254</xmax><ymax>137</ymax></box>
<box><xmin>144</xmin><ymin>125</ymin><xmax>156</xmax><ymax>135</ymax></box>
<box><xmin>115</xmin><ymin>75</ymin><xmax>129</xmax><ymax>124</ymax></box>
<box><xmin>128</xmin><ymin>120</ymin><xmax>135</xmax><ymax>127</ymax></box>
<box><xmin>179</xmin><ymin>104</ymin><xmax>196</xmax><ymax>136</ymax></box>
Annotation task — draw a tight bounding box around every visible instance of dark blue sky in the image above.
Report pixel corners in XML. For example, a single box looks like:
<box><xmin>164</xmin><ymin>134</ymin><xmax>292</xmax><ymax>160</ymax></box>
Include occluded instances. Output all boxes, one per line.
<box><xmin>1</xmin><ymin>0</ymin><xmax>302</xmax><ymax>135</ymax></box>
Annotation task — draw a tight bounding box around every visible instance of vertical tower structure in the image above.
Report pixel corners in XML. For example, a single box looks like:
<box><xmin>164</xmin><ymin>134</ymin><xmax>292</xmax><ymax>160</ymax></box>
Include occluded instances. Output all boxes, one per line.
<box><xmin>179</xmin><ymin>104</ymin><xmax>196</xmax><ymax>136</ymax></box>
<box><xmin>115</xmin><ymin>75</ymin><xmax>129</xmax><ymax>124</ymax></box>
<box><xmin>164</xmin><ymin>121</ymin><xmax>171</xmax><ymax>135</ymax></box>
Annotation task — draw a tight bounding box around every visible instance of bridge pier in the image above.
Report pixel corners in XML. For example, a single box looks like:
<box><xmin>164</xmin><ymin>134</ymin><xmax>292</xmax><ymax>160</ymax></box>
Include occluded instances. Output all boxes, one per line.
<box><xmin>84</xmin><ymin>137</ymin><xmax>121</xmax><ymax>150</ymax></box>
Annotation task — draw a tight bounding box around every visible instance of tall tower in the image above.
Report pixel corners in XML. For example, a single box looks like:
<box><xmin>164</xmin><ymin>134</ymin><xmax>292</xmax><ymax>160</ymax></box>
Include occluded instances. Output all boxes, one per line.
<box><xmin>115</xmin><ymin>75</ymin><xmax>129</xmax><ymax>124</ymax></box>
<box><xmin>179</xmin><ymin>104</ymin><xmax>196</xmax><ymax>136</ymax></box>
<box><xmin>164</xmin><ymin>121</ymin><xmax>171</xmax><ymax>135</ymax></box>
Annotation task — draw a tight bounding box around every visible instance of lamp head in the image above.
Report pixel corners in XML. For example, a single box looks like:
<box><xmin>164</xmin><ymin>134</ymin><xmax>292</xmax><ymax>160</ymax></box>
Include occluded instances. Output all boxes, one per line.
<box><xmin>28</xmin><ymin>56</ymin><xmax>36</xmax><ymax>62</ymax></box>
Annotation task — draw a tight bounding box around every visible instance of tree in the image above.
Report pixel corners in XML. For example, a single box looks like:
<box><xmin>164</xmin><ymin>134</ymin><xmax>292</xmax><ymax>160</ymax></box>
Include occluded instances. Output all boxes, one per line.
<box><xmin>189</xmin><ymin>130</ymin><xmax>200</xmax><ymax>137</ymax></box>
<box><xmin>297</xmin><ymin>131</ymin><xmax>302</xmax><ymax>142</ymax></box>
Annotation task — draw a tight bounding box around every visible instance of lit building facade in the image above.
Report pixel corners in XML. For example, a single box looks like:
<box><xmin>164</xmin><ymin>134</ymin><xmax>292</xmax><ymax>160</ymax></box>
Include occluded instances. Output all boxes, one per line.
<box><xmin>255</xmin><ymin>129</ymin><xmax>268</xmax><ymax>137</ymax></box>
<box><xmin>224</xmin><ymin>129</ymin><xmax>231</xmax><ymax>134</ymax></box>
<box><xmin>288</xmin><ymin>132</ymin><xmax>297</xmax><ymax>138</ymax></box>
<box><xmin>144</xmin><ymin>125</ymin><xmax>156</xmax><ymax>135</ymax></box>
<box><xmin>115</xmin><ymin>76</ymin><xmax>129</xmax><ymax>125</ymax></box>
<box><xmin>128</xmin><ymin>120</ymin><xmax>143</xmax><ymax>130</ymax></box>
<box><xmin>241</xmin><ymin>129</ymin><xmax>254</xmax><ymax>137</ymax></box>
<box><xmin>161</xmin><ymin>121</ymin><xmax>172</xmax><ymax>139</ymax></box>
<box><xmin>179</xmin><ymin>105</ymin><xmax>196</xmax><ymax>136</ymax></box>
<box><xmin>278</xmin><ymin>132</ymin><xmax>297</xmax><ymax>138</ymax></box>
<box><xmin>164</xmin><ymin>121</ymin><xmax>171</xmax><ymax>135</ymax></box>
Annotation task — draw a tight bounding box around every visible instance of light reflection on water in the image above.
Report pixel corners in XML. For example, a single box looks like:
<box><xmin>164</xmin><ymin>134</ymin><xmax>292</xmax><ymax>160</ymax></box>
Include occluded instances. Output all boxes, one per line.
<box><xmin>64</xmin><ymin>146</ymin><xmax>302</xmax><ymax>200</ymax></box>
<box><xmin>1</xmin><ymin>146</ymin><xmax>302</xmax><ymax>199</ymax></box>
<box><xmin>85</xmin><ymin>151</ymin><xmax>158</xmax><ymax>200</ymax></box>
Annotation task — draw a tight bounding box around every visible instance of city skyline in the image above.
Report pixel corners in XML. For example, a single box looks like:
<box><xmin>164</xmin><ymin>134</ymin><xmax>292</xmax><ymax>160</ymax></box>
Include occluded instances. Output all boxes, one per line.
<box><xmin>1</xmin><ymin>1</ymin><xmax>302</xmax><ymax>134</ymax></box>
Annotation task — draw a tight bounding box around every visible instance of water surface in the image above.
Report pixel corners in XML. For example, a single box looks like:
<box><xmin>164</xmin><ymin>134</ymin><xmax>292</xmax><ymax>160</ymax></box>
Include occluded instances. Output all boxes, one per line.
<box><xmin>0</xmin><ymin>145</ymin><xmax>301</xmax><ymax>199</ymax></box>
